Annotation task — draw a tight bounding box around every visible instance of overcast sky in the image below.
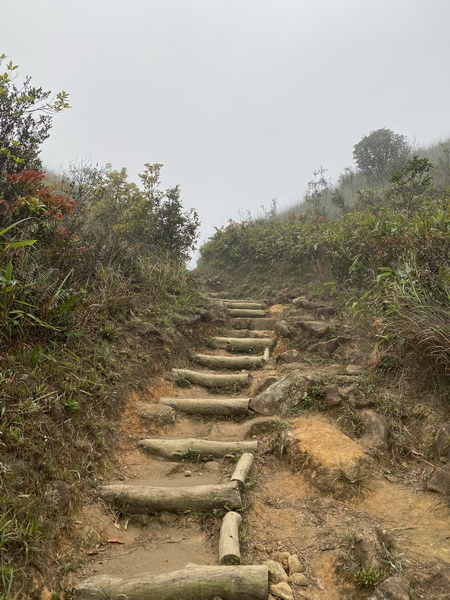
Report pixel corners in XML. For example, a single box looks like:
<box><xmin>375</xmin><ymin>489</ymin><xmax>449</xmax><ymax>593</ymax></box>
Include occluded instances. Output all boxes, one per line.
<box><xmin>3</xmin><ymin>0</ymin><xmax>450</xmax><ymax>253</ymax></box>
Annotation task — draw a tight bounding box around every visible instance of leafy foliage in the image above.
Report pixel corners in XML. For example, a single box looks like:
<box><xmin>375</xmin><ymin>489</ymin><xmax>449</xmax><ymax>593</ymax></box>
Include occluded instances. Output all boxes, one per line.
<box><xmin>198</xmin><ymin>155</ymin><xmax>450</xmax><ymax>381</ymax></box>
<box><xmin>353</xmin><ymin>128</ymin><xmax>412</xmax><ymax>184</ymax></box>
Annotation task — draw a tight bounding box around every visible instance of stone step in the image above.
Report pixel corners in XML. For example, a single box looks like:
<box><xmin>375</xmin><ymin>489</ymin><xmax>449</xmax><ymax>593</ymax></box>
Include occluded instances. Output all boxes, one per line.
<box><xmin>172</xmin><ymin>368</ymin><xmax>250</xmax><ymax>388</ymax></box>
<box><xmin>138</xmin><ymin>438</ymin><xmax>257</xmax><ymax>460</ymax></box>
<box><xmin>192</xmin><ymin>352</ymin><xmax>266</xmax><ymax>370</ymax></box>
<box><xmin>210</xmin><ymin>336</ymin><xmax>275</xmax><ymax>352</ymax></box>
<box><xmin>160</xmin><ymin>397</ymin><xmax>250</xmax><ymax>415</ymax></box>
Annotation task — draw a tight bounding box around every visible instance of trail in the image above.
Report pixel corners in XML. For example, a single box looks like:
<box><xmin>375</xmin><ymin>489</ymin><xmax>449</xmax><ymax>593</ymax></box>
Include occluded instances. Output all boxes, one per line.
<box><xmin>71</xmin><ymin>294</ymin><xmax>450</xmax><ymax>600</ymax></box>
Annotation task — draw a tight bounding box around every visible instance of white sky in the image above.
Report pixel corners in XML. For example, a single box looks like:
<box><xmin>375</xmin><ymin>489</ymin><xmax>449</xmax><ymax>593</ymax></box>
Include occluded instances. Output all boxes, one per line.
<box><xmin>3</xmin><ymin>0</ymin><xmax>450</xmax><ymax>251</ymax></box>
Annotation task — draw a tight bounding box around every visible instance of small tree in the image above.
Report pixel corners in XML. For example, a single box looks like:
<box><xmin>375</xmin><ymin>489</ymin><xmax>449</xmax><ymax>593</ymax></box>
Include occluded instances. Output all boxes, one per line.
<box><xmin>0</xmin><ymin>54</ymin><xmax>69</xmax><ymax>201</ymax></box>
<box><xmin>353</xmin><ymin>128</ymin><xmax>412</xmax><ymax>185</ymax></box>
<box><xmin>386</xmin><ymin>155</ymin><xmax>433</xmax><ymax>216</ymax></box>
<box><xmin>304</xmin><ymin>166</ymin><xmax>330</xmax><ymax>216</ymax></box>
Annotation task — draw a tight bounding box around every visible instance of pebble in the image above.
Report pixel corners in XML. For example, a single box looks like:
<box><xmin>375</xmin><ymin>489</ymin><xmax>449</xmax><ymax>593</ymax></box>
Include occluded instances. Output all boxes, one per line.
<box><xmin>184</xmin><ymin>470</ymin><xmax>192</xmax><ymax>477</ymax></box>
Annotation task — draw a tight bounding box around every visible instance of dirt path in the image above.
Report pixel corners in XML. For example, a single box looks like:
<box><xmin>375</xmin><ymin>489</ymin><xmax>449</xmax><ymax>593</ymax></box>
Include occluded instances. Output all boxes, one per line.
<box><xmin>71</xmin><ymin>296</ymin><xmax>450</xmax><ymax>600</ymax></box>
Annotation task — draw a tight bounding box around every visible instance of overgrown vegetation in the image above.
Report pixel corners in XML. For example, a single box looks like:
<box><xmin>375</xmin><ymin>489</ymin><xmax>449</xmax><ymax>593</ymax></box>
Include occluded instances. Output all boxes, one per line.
<box><xmin>0</xmin><ymin>56</ymin><xmax>204</xmax><ymax>597</ymax></box>
<box><xmin>198</xmin><ymin>132</ymin><xmax>450</xmax><ymax>388</ymax></box>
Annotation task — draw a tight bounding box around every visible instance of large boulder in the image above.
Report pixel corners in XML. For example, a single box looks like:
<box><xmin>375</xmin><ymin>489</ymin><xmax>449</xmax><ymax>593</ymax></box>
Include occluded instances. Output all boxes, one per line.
<box><xmin>249</xmin><ymin>370</ymin><xmax>312</xmax><ymax>415</ymax></box>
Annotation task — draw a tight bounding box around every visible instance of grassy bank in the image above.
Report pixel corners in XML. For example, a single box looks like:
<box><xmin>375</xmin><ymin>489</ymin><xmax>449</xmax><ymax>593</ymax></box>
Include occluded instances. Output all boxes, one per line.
<box><xmin>198</xmin><ymin>158</ymin><xmax>450</xmax><ymax>387</ymax></box>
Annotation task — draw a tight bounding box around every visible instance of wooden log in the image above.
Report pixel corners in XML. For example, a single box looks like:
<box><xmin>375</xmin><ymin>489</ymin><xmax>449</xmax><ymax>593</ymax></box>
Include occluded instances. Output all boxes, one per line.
<box><xmin>210</xmin><ymin>337</ymin><xmax>274</xmax><ymax>352</ymax></box>
<box><xmin>74</xmin><ymin>565</ymin><xmax>268</xmax><ymax>600</ymax></box>
<box><xmin>160</xmin><ymin>397</ymin><xmax>250</xmax><ymax>416</ymax></box>
<box><xmin>172</xmin><ymin>369</ymin><xmax>250</xmax><ymax>388</ymax></box>
<box><xmin>227</xmin><ymin>309</ymin><xmax>267</xmax><ymax>318</ymax></box>
<box><xmin>219</xmin><ymin>511</ymin><xmax>242</xmax><ymax>564</ymax></box>
<box><xmin>230</xmin><ymin>452</ymin><xmax>255</xmax><ymax>488</ymax></box>
<box><xmin>192</xmin><ymin>353</ymin><xmax>265</xmax><ymax>370</ymax></box>
<box><xmin>99</xmin><ymin>482</ymin><xmax>242</xmax><ymax>513</ymax></box>
<box><xmin>139</xmin><ymin>438</ymin><xmax>258</xmax><ymax>460</ymax></box>
<box><xmin>226</xmin><ymin>329</ymin><xmax>275</xmax><ymax>338</ymax></box>
<box><xmin>223</xmin><ymin>301</ymin><xmax>266</xmax><ymax>310</ymax></box>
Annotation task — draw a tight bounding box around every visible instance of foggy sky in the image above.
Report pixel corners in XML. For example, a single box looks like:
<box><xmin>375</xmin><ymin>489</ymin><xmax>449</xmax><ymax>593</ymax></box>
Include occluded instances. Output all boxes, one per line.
<box><xmin>3</xmin><ymin>0</ymin><xmax>450</xmax><ymax>254</ymax></box>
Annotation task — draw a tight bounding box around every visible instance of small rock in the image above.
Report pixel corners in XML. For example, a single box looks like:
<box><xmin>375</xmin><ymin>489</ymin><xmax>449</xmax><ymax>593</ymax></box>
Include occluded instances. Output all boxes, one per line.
<box><xmin>270</xmin><ymin>581</ymin><xmax>294</xmax><ymax>600</ymax></box>
<box><xmin>292</xmin><ymin>297</ymin><xmax>325</xmax><ymax>310</ymax></box>
<box><xmin>39</xmin><ymin>586</ymin><xmax>53</xmax><ymax>600</ymax></box>
<box><xmin>427</xmin><ymin>464</ymin><xmax>450</xmax><ymax>496</ymax></box>
<box><xmin>263</xmin><ymin>559</ymin><xmax>289</xmax><ymax>583</ymax></box>
<box><xmin>134</xmin><ymin>514</ymin><xmax>152</xmax><ymax>526</ymax></box>
<box><xmin>359</xmin><ymin>409</ymin><xmax>391</xmax><ymax>450</ymax></box>
<box><xmin>433</xmin><ymin>421</ymin><xmax>450</xmax><ymax>459</ymax></box>
<box><xmin>307</xmin><ymin>337</ymin><xmax>340</xmax><ymax>355</ymax></box>
<box><xmin>287</xmin><ymin>553</ymin><xmax>302</xmax><ymax>575</ymax></box>
<box><xmin>158</xmin><ymin>512</ymin><xmax>177</xmax><ymax>525</ymax></box>
<box><xmin>274</xmin><ymin>320</ymin><xmax>293</xmax><ymax>337</ymax></box>
<box><xmin>271</xmin><ymin>551</ymin><xmax>290</xmax><ymax>569</ymax></box>
<box><xmin>297</xmin><ymin>320</ymin><xmax>330</xmax><ymax>338</ymax></box>
<box><xmin>138</xmin><ymin>404</ymin><xmax>177</xmax><ymax>425</ymax></box>
<box><xmin>80</xmin><ymin>525</ymin><xmax>102</xmax><ymax>547</ymax></box>
<box><xmin>202</xmin><ymin>461</ymin><xmax>220</xmax><ymax>474</ymax></box>
<box><xmin>338</xmin><ymin>383</ymin><xmax>358</xmax><ymax>399</ymax></box>
<box><xmin>184</xmin><ymin>470</ymin><xmax>192</xmax><ymax>477</ymax></box>
<box><xmin>323</xmin><ymin>385</ymin><xmax>342</xmax><ymax>409</ymax></box>
<box><xmin>277</xmin><ymin>350</ymin><xmax>301</xmax><ymax>364</ymax></box>
<box><xmin>47</xmin><ymin>480</ymin><xmax>72</xmax><ymax>510</ymax></box>
<box><xmin>374</xmin><ymin>576</ymin><xmax>410</xmax><ymax>600</ymax></box>
<box><xmin>316</xmin><ymin>578</ymin><xmax>325</xmax><ymax>590</ymax></box>
<box><xmin>289</xmin><ymin>573</ymin><xmax>308</xmax><ymax>586</ymax></box>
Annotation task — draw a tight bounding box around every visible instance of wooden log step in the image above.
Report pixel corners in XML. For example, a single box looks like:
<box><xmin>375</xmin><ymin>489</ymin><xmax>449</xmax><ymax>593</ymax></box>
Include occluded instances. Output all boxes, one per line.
<box><xmin>99</xmin><ymin>482</ymin><xmax>242</xmax><ymax>513</ymax></box>
<box><xmin>172</xmin><ymin>369</ymin><xmax>250</xmax><ymax>388</ymax></box>
<box><xmin>160</xmin><ymin>397</ymin><xmax>250</xmax><ymax>415</ymax></box>
<box><xmin>192</xmin><ymin>353</ymin><xmax>265</xmax><ymax>370</ymax></box>
<box><xmin>219</xmin><ymin>511</ymin><xmax>242</xmax><ymax>565</ymax></box>
<box><xmin>138</xmin><ymin>438</ymin><xmax>258</xmax><ymax>460</ymax></box>
<box><xmin>230</xmin><ymin>452</ymin><xmax>255</xmax><ymax>488</ymax></box>
<box><xmin>225</xmin><ymin>329</ymin><xmax>275</xmax><ymax>338</ymax></box>
<box><xmin>210</xmin><ymin>337</ymin><xmax>275</xmax><ymax>352</ymax></box>
<box><xmin>74</xmin><ymin>565</ymin><xmax>269</xmax><ymax>600</ymax></box>
<box><xmin>223</xmin><ymin>301</ymin><xmax>266</xmax><ymax>310</ymax></box>
<box><xmin>227</xmin><ymin>309</ymin><xmax>267</xmax><ymax>318</ymax></box>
